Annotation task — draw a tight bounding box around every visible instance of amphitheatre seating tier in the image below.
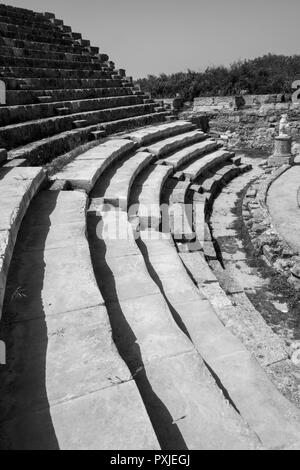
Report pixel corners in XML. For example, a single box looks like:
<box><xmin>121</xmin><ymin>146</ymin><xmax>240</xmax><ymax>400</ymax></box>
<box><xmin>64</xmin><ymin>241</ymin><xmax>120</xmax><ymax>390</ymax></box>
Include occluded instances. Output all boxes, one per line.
<box><xmin>0</xmin><ymin>102</ymin><xmax>155</xmax><ymax>149</ymax></box>
<box><xmin>142</xmin><ymin>234</ymin><xmax>300</xmax><ymax>448</ymax></box>
<box><xmin>161</xmin><ymin>139</ymin><xmax>220</xmax><ymax>169</ymax></box>
<box><xmin>0</xmin><ymin>189</ymin><xmax>158</xmax><ymax>450</ymax></box>
<box><xmin>100</xmin><ymin>151</ymin><xmax>155</xmax><ymax>210</ymax></box>
<box><xmin>51</xmin><ymin>139</ymin><xmax>136</xmax><ymax>192</ymax></box>
<box><xmin>0</xmin><ymin>95</ymin><xmax>147</xmax><ymax>126</ymax></box>
<box><xmin>2</xmin><ymin>3</ymin><xmax>300</xmax><ymax>451</ymax></box>
<box><xmin>145</xmin><ymin>130</ymin><xmax>205</xmax><ymax>157</ymax></box>
<box><xmin>7</xmin><ymin>111</ymin><xmax>168</xmax><ymax>166</ymax></box>
<box><xmin>168</xmin><ymin>180</ymin><xmax>195</xmax><ymax>242</ymax></box>
<box><xmin>5</xmin><ymin>87</ymin><xmax>134</xmax><ymax>106</ymax></box>
<box><xmin>0</xmin><ymin>166</ymin><xmax>46</xmax><ymax>319</ymax></box>
<box><xmin>125</xmin><ymin>120</ymin><xmax>195</xmax><ymax>145</ymax></box>
<box><xmin>179</xmin><ymin>149</ymin><xmax>234</xmax><ymax>181</ymax></box>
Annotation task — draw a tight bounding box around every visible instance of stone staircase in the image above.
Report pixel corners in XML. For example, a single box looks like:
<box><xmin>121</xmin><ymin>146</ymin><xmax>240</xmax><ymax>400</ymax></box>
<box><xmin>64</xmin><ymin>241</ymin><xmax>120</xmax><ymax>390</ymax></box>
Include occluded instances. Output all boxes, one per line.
<box><xmin>0</xmin><ymin>3</ymin><xmax>169</xmax><ymax>167</ymax></box>
<box><xmin>1</xmin><ymin>4</ymin><xmax>300</xmax><ymax>451</ymax></box>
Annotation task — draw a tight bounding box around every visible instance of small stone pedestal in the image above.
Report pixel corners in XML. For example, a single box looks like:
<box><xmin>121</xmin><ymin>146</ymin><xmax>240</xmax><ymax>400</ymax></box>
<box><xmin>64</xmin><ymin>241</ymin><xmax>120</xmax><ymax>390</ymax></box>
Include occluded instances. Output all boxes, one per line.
<box><xmin>268</xmin><ymin>135</ymin><xmax>293</xmax><ymax>166</ymax></box>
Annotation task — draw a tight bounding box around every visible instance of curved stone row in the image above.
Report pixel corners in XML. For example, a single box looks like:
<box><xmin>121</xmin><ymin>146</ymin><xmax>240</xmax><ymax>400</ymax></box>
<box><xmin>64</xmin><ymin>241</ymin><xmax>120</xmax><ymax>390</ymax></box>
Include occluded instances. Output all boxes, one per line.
<box><xmin>0</xmin><ymin>190</ymin><xmax>159</xmax><ymax>450</ymax></box>
<box><xmin>242</xmin><ymin>164</ymin><xmax>300</xmax><ymax>287</ymax></box>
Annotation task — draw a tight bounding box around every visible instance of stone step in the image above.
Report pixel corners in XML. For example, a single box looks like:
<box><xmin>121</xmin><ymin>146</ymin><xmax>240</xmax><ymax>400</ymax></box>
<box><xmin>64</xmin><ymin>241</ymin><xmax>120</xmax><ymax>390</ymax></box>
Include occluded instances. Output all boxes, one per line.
<box><xmin>124</xmin><ymin>120</ymin><xmax>195</xmax><ymax>145</ymax></box>
<box><xmin>0</xmin><ymin>9</ymin><xmax>63</xmax><ymax>25</ymax></box>
<box><xmin>0</xmin><ymin>95</ymin><xmax>142</xmax><ymax>126</ymax></box>
<box><xmin>8</xmin><ymin>111</ymin><xmax>168</xmax><ymax>166</ymax></box>
<box><xmin>145</xmin><ymin>130</ymin><xmax>206</xmax><ymax>158</ymax></box>
<box><xmin>0</xmin><ymin>36</ymin><xmax>89</xmax><ymax>54</ymax></box>
<box><xmin>196</xmin><ymin>162</ymin><xmax>246</xmax><ymax>198</ymax></box>
<box><xmin>0</xmin><ymin>190</ymin><xmax>159</xmax><ymax>450</ymax></box>
<box><xmin>0</xmin><ymin>13</ymin><xmax>63</xmax><ymax>31</ymax></box>
<box><xmin>2</xmin><ymin>76</ymin><xmax>124</xmax><ymax>91</ymax></box>
<box><xmin>0</xmin><ymin>65</ymin><xmax>111</xmax><ymax>79</ymax></box>
<box><xmin>0</xmin><ymin>45</ymin><xmax>100</xmax><ymax>64</ymax></box>
<box><xmin>0</xmin><ymin>166</ymin><xmax>46</xmax><ymax>318</ymax></box>
<box><xmin>168</xmin><ymin>181</ymin><xmax>195</xmax><ymax>242</ymax></box>
<box><xmin>6</xmin><ymin>86</ymin><xmax>130</xmax><ymax>106</ymax></box>
<box><xmin>86</xmin><ymin>207</ymin><xmax>259</xmax><ymax>450</ymax></box>
<box><xmin>139</xmin><ymin>232</ymin><xmax>300</xmax><ymax>449</ymax></box>
<box><xmin>133</xmin><ymin>165</ymin><xmax>174</xmax><ymax>230</ymax></box>
<box><xmin>0</xmin><ymin>103</ymin><xmax>155</xmax><ymax>150</ymax></box>
<box><xmin>159</xmin><ymin>139</ymin><xmax>220</xmax><ymax>169</ymax></box>
<box><xmin>179</xmin><ymin>149</ymin><xmax>234</xmax><ymax>182</ymax></box>
<box><xmin>99</xmin><ymin>151</ymin><xmax>155</xmax><ymax>211</ymax></box>
<box><xmin>102</xmin><ymin>111</ymin><xmax>170</xmax><ymax>135</ymax></box>
<box><xmin>0</xmin><ymin>54</ymin><xmax>104</xmax><ymax>71</ymax></box>
<box><xmin>0</xmin><ymin>21</ymin><xmax>71</xmax><ymax>42</ymax></box>
<box><xmin>0</xmin><ymin>27</ymin><xmax>75</xmax><ymax>46</ymax></box>
<box><xmin>50</xmin><ymin>139</ymin><xmax>136</xmax><ymax>192</ymax></box>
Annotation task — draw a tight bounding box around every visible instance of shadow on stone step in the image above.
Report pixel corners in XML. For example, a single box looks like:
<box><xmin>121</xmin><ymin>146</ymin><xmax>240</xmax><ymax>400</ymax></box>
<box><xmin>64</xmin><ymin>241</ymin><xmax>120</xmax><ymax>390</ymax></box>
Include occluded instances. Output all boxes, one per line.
<box><xmin>0</xmin><ymin>191</ymin><xmax>59</xmax><ymax>449</ymax></box>
<box><xmin>87</xmin><ymin>210</ymin><xmax>188</xmax><ymax>451</ymax></box>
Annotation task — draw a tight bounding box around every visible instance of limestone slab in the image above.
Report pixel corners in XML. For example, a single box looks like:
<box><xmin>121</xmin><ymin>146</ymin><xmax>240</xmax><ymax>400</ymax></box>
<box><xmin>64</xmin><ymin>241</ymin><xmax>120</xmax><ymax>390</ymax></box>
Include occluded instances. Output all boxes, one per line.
<box><xmin>162</xmin><ymin>139</ymin><xmax>218</xmax><ymax>169</ymax></box>
<box><xmin>182</xmin><ymin>149</ymin><xmax>232</xmax><ymax>181</ymax></box>
<box><xmin>146</xmin><ymin>130</ymin><xmax>205</xmax><ymax>158</ymax></box>
<box><xmin>103</xmin><ymin>151</ymin><xmax>154</xmax><ymax>210</ymax></box>
<box><xmin>5</xmin><ymin>244</ymin><xmax>104</xmax><ymax>322</ymax></box>
<box><xmin>179</xmin><ymin>251</ymin><xmax>218</xmax><ymax>285</ymax></box>
<box><xmin>0</xmin><ymin>166</ymin><xmax>46</xmax><ymax>319</ymax></box>
<box><xmin>51</xmin><ymin>139</ymin><xmax>135</xmax><ymax>192</ymax></box>
<box><xmin>21</xmin><ymin>190</ymin><xmax>87</xmax><ymax>227</ymax></box>
<box><xmin>0</xmin><ymin>306</ymin><xmax>132</xmax><ymax>420</ymax></box>
<box><xmin>137</xmin><ymin>165</ymin><xmax>173</xmax><ymax>229</ymax></box>
<box><xmin>93</xmin><ymin>254</ymin><xmax>160</xmax><ymax>303</ymax></box>
<box><xmin>1</xmin><ymin>382</ymin><xmax>159</xmax><ymax>450</ymax></box>
<box><xmin>125</xmin><ymin>120</ymin><xmax>194</xmax><ymax>145</ymax></box>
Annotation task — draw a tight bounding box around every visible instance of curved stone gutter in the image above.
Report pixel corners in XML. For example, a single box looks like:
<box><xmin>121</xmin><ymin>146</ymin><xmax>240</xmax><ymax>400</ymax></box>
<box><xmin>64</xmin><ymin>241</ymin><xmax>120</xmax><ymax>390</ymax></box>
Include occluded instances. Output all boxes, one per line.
<box><xmin>243</xmin><ymin>164</ymin><xmax>300</xmax><ymax>289</ymax></box>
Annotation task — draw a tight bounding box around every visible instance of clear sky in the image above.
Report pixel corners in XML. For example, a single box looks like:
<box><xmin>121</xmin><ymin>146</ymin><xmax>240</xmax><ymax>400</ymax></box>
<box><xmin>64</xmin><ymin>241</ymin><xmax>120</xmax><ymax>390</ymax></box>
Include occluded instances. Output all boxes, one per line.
<box><xmin>2</xmin><ymin>0</ymin><xmax>300</xmax><ymax>78</ymax></box>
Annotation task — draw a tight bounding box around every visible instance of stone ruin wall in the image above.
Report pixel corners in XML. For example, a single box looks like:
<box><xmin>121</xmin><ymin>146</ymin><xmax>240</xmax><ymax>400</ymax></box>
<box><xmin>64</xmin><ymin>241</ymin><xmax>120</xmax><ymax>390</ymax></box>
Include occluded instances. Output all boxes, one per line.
<box><xmin>193</xmin><ymin>94</ymin><xmax>289</xmax><ymax>112</ymax></box>
<box><xmin>192</xmin><ymin>95</ymin><xmax>300</xmax><ymax>151</ymax></box>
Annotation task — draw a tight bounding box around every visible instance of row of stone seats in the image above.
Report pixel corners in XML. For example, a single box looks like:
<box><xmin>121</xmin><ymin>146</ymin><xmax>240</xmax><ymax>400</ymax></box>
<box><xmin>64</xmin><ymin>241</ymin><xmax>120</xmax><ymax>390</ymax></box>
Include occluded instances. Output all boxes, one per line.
<box><xmin>6</xmin><ymin>86</ymin><xmax>134</xmax><ymax>106</ymax></box>
<box><xmin>0</xmin><ymin>189</ymin><xmax>159</xmax><ymax>450</ymax></box>
<box><xmin>50</xmin><ymin>121</ymin><xmax>194</xmax><ymax>191</ymax></box>
<box><xmin>1</xmin><ymin>102</ymin><xmax>155</xmax><ymax>149</ymax></box>
<box><xmin>0</xmin><ymin>3</ymin><xmax>169</xmax><ymax>167</ymax></box>
<box><xmin>0</xmin><ymin>67</ymin><xmax>113</xmax><ymax>79</ymax></box>
<box><xmin>3</xmin><ymin>77</ymin><xmax>125</xmax><ymax>91</ymax></box>
<box><xmin>0</xmin><ymin>166</ymin><xmax>46</xmax><ymax>319</ymax></box>
<box><xmin>8</xmin><ymin>111</ymin><xmax>167</xmax><ymax>165</ymax></box>
<box><xmin>0</xmin><ymin>93</ymin><xmax>148</xmax><ymax>126</ymax></box>
<box><xmin>0</xmin><ymin>37</ymin><xmax>99</xmax><ymax>54</ymax></box>
<box><xmin>117</xmin><ymin>126</ymin><xmax>300</xmax><ymax>448</ymax></box>
<box><xmin>0</xmin><ymin>45</ymin><xmax>102</xmax><ymax>63</ymax></box>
